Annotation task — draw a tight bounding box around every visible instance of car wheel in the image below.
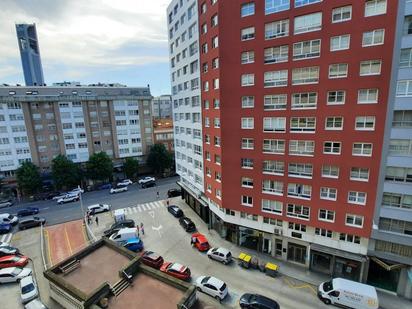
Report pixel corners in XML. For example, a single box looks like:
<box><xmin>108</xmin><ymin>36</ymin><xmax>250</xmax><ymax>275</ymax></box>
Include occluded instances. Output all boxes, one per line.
<box><xmin>215</xmin><ymin>296</ymin><xmax>221</xmax><ymax>302</ymax></box>
<box><xmin>197</xmin><ymin>287</ymin><xmax>202</xmax><ymax>292</ymax></box>
<box><xmin>323</xmin><ymin>299</ymin><xmax>331</xmax><ymax>305</ymax></box>
<box><xmin>208</xmin><ymin>255</ymin><xmax>212</xmax><ymax>259</ymax></box>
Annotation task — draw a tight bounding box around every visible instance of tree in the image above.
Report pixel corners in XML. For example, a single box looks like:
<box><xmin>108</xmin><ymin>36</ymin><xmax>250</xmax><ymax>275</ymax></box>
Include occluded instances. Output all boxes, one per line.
<box><xmin>147</xmin><ymin>143</ymin><xmax>173</xmax><ymax>175</ymax></box>
<box><xmin>51</xmin><ymin>155</ymin><xmax>81</xmax><ymax>190</ymax></box>
<box><xmin>123</xmin><ymin>157</ymin><xmax>139</xmax><ymax>180</ymax></box>
<box><xmin>16</xmin><ymin>161</ymin><xmax>42</xmax><ymax>195</ymax></box>
<box><xmin>86</xmin><ymin>152</ymin><xmax>113</xmax><ymax>182</ymax></box>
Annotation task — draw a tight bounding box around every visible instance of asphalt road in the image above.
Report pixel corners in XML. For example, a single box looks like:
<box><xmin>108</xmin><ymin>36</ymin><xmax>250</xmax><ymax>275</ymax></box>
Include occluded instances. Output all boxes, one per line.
<box><xmin>3</xmin><ymin>176</ymin><xmax>179</xmax><ymax>227</ymax></box>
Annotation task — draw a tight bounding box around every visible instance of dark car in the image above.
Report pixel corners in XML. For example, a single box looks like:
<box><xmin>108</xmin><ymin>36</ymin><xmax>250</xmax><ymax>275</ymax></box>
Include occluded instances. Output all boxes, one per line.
<box><xmin>239</xmin><ymin>293</ymin><xmax>280</xmax><ymax>309</ymax></box>
<box><xmin>0</xmin><ymin>223</ymin><xmax>11</xmax><ymax>234</ymax></box>
<box><xmin>103</xmin><ymin>219</ymin><xmax>135</xmax><ymax>237</ymax></box>
<box><xmin>98</xmin><ymin>183</ymin><xmax>112</xmax><ymax>190</ymax></box>
<box><xmin>18</xmin><ymin>217</ymin><xmax>46</xmax><ymax>230</ymax></box>
<box><xmin>17</xmin><ymin>207</ymin><xmax>40</xmax><ymax>217</ymax></box>
<box><xmin>0</xmin><ymin>246</ymin><xmax>19</xmax><ymax>257</ymax></box>
<box><xmin>141</xmin><ymin>180</ymin><xmax>156</xmax><ymax>189</ymax></box>
<box><xmin>45</xmin><ymin>191</ymin><xmax>62</xmax><ymax>200</ymax></box>
<box><xmin>167</xmin><ymin>188</ymin><xmax>182</xmax><ymax>198</ymax></box>
<box><xmin>167</xmin><ymin>205</ymin><xmax>184</xmax><ymax>218</ymax></box>
<box><xmin>140</xmin><ymin>251</ymin><xmax>164</xmax><ymax>269</ymax></box>
<box><xmin>179</xmin><ymin>217</ymin><xmax>196</xmax><ymax>232</ymax></box>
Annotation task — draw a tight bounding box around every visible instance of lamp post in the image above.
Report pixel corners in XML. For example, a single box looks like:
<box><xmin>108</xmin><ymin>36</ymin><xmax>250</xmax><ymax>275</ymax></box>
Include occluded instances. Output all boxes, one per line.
<box><xmin>78</xmin><ymin>185</ymin><xmax>85</xmax><ymax>217</ymax></box>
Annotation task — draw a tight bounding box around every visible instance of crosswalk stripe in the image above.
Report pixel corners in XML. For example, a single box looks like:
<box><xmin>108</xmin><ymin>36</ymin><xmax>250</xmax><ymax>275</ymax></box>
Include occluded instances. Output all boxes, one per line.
<box><xmin>141</xmin><ymin>204</ymin><xmax>148</xmax><ymax>211</ymax></box>
<box><xmin>132</xmin><ymin>207</ymin><xmax>138</xmax><ymax>213</ymax></box>
<box><xmin>137</xmin><ymin>206</ymin><xmax>142</xmax><ymax>212</ymax></box>
<box><xmin>154</xmin><ymin>201</ymin><xmax>162</xmax><ymax>208</ymax></box>
<box><xmin>1</xmin><ymin>233</ymin><xmax>12</xmax><ymax>243</ymax></box>
<box><xmin>6</xmin><ymin>233</ymin><xmax>12</xmax><ymax>243</ymax></box>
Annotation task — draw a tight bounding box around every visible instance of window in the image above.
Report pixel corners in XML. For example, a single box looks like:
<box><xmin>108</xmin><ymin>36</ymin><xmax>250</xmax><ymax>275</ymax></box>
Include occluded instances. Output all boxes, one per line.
<box><xmin>329</xmin><ymin>63</ymin><xmax>348</xmax><ymax>78</ymax></box>
<box><xmin>320</xmin><ymin>187</ymin><xmax>337</xmax><ymax>201</ymax></box>
<box><xmin>358</xmin><ymin>89</ymin><xmax>379</xmax><ymax>104</ymax></box>
<box><xmin>212</xmin><ymin>36</ymin><xmax>218</xmax><ymax>48</ymax></box>
<box><xmin>288</xmin><ymin>163</ymin><xmax>313</xmax><ymax>178</ymax></box>
<box><xmin>362</xmin><ymin>29</ymin><xmax>385</xmax><ymax>46</ymax></box>
<box><xmin>397</xmin><ymin>80</ymin><xmax>412</xmax><ymax>97</ymax></box>
<box><xmin>290</xmin><ymin>117</ymin><xmax>316</xmax><ymax>132</ymax></box>
<box><xmin>240</xmin><ymin>212</ymin><xmax>258</xmax><ymax>221</ymax></box>
<box><xmin>353</xmin><ymin>143</ymin><xmax>373</xmax><ymax>156</ymax></box>
<box><xmin>322</xmin><ymin>117</ymin><xmax>343</xmax><ymax>131</ymax></box>
<box><xmin>241</xmin><ymin>2</ymin><xmax>255</xmax><ymax>17</ymax></box>
<box><xmin>241</xmin><ymin>195</ymin><xmax>253</xmax><ymax>206</ymax></box>
<box><xmin>241</xmin><ymin>117</ymin><xmax>254</xmax><ymax>129</ymax></box>
<box><xmin>327</xmin><ymin>90</ymin><xmax>346</xmax><ymax>105</ymax></box>
<box><xmin>350</xmin><ymin>167</ymin><xmax>370</xmax><ymax>182</ymax></box>
<box><xmin>241</xmin><ymin>51</ymin><xmax>255</xmax><ymax>64</ymax></box>
<box><xmin>346</xmin><ymin>214</ymin><xmax>364</xmax><ymax>228</ymax></box>
<box><xmin>265</xmin><ymin>0</ymin><xmax>290</xmax><ymax>15</ymax></box>
<box><xmin>211</xmin><ymin>14</ymin><xmax>218</xmax><ymax>27</ymax></box>
<box><xmin>293</xmin><ymin>39</ymin><xmax>321</xmax><ymax>60</ymax></box>
<box><xmin>330</xmin><ymin>34</ymin><xmax>350</xmax><ymax>51</ymax></box>
<box><xmin>315</xmin><ymin>228</ymin><xmax>333</xmax><ymax>238</ymax></box>
<box><xmin>340</xmin><ymin>233</ymin><xmax>361</xmax><ymax>244</ymax></box>
<box><xmin>323</xmin><ymin>142</ymin><xmax>341</xmax><ymax>154</ymax></box>
<box><xmin>393</xmin><ymin>111</ymin><xmax>412</xmax><ymax>127</ymax></box>
<box><xmin>263</xmin><ymin>179</ymin><xmax>283</xmax><ymax>195</ymax></box>
<box><xmin>263</xmin><ymin>139</ymin><xmax>285</xmax><ymax>154</ymax></box>
<box><xmin>385</xmin><ymin>167</ymin><xmax>412</xmax><ymax>183</ymax></box>
<box><xmin>264</xmin><ymin>45</ymin><xmax>288</xmax><ymax>64</ymax></box>
<box><xmin>322</xmin><ymin>165</ymin><xmax>339</xmax><ymax>178</ymax></box>
<box><xmin>404</xmin><ymin>16</ymin><xmax>412</xmax><ymax>35</ymax></box>
<box><xmin>242</xmin><ymin>138</ymin><xmax>254</xmax><ymax>149</ymax></box>
<box><xmin>295</xmin><ymin>0</ymin><xmax>321</xmax><ymax>7</ymax></box>
<box><xmin>289</xmin><ymin>140</ymin><xmax>314</xmax><ymax>156</ymax></box>
<box><xmin>319</xmin><ymin>209</ymin><xmax>335</xmax><ymax>222</ymax></box>
<box><xmin>241</xmin><ymin>27</ymin><xmax>255</xmax><ymax>41</ymax></box>
<box><xmin>242</xmin><ymin>96</ymin><xmax>255</xmax><ymax>108</ymax></box>
<box><xmin>291</xmin><ymin>92</ymin><xmax>317</xmax><ymax>109</ymax></box>
<box><xmin>264</xmin><ymin>94</ymin><xmax>287</xmax><ymax>110</ymax></box>
<box><xmin>264</xmin><ymin>70</ymin><xmax>288</xmax><ymax>87</ymax></box>
<box><xmin>348</xmin><ymin>191</ymin><xmax>367</xmax><ymax>205</ymax></box>
<box><xmin>241</xmin><ymin>74</ymin><xmax>255</xmax><ymax>86</ymax></box>
<box><xmin>262</xmin><ymin>199</ymin><xmax>283</xmax><ymax>214</ymax></box>
<box><xmin>287</xmin><ymin>183</ymin><xmax>312</xmax><ymax>199</ymax></box>
<box><xmin>332</xmin><ymin>6</ymin><xmax>352</xmax><ymax>23</ymax></box>
<box><xmin>241</xmin><ymin>158</ymin><xmax>254</xmax><ymax>169</ymax></box>
<box><xmin>365</xmin><ymin>0</ymin><xmax>387</xmax><ymax>17</ymax></box>
<box><xmin>382</xmin><ymin>193</ymin><xmax>412</xmax><ymax>210</ymax></box>
<box><xmin>287</xmin><ymin>204</ymin><xmax>310</xmax><ymax>220</ymax></box>
<box><xmin>294</xmin><ymin>12</ymin><xmax>322</xmax><ymax>34</ymax></box>
<box><xmin>289</xmin><ymin>222</ymin><xmax>306</xmax><ymax>232</ymax></box>
<box><xmin>263</xmin><ymin>117</ymin><xmax>286</xmax><ymax>132</ymax></box>
<box><xmin>242</xmin><ymin>177</ymin><xmax>254</xmax><ymax>188</ymax></box>
<box><xmin>265</xmin><ymin>20</ymin><xmax>289</xmax><ymax>39</ymax></box>
<box><xmin>355</xmin><ymin>116</ymin><xmax>375</xmax><ymax>130</ymax></box>
<box><xmin>292</xmin><ymin>67</ymin><xmax>319</xmax><ymax>85</ymax></box>
<box><xmin>360</xmin><ymin>60</ymin><xmax>382</xmax><ymax>76</ymax></box>
<box><xmin>263</xmin><ymin>160</ymin><xmax>284</xmax><ymax>175</ymax></box>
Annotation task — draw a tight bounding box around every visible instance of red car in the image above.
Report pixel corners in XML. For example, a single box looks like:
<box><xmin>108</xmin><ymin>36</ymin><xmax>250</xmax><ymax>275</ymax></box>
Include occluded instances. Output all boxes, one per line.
<box><xmin>140</xmin><ymin>251</ymin><xmax>164</xmax><ymax>269</ymax></box>
<box><xmin>160</xmin><ymin>262</ymin><xmax>191</xmax><ymax>281</ymax></box>
<box><xmin>191</xmin><ymin>233</ymin><xmax>210</xmax><ymax>252</ymax></box>
<box><xmin>0</xmin><ymin>255</ymin><xmax>29</xmax><ymax>269</ymax></box>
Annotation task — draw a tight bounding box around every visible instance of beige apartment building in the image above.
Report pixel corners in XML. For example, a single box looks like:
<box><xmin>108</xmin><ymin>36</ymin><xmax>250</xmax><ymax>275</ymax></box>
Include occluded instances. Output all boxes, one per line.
<box><xmin>0</xmin><ymin>86</ymin><xmax>153</xmax><ymax>181</ymax></box>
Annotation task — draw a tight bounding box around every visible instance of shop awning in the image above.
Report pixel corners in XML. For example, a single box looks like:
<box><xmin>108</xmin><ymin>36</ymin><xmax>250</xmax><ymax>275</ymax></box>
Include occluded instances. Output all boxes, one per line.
<box><xmin>310</xmin><ymin>244</ymin><xmax>367</xmax><ymax>262</ymax></box>
<box><xmin>177</xmin><ymin>181</ymin><xmax>208</xmax><ymax>207</ymax></box>
<box><xmin>370</xmin><ymin>256</ymin><xmax>406</xmax><ymax>271</ymax></box>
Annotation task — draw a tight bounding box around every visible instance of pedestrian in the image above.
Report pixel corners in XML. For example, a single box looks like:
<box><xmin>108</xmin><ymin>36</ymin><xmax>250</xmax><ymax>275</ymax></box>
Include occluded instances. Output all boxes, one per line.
<box><xmin>140</xmin><ymin>222</ymin><xmax>144</xmax><ymax>235</ymax></box>
<box><xmin>95</xmin><ymin>216</ymin><xmax>99</xmax><ymax>226</ymax></box>
<box><xmin>156</xmin><ymin>191</ymin><xmax>160</xmax><ymax>199</ymax></box>
<box><xmin>87</xmin><ymin>214</ymin><xmax>91</xmax><ymax>225</ymax></box>
<box><xmin>166</xmin><ymin>199</ymin><xmax>170</xmax><ymax>207</ymax></box>
<box><xmin>136</xmin><ymin>225</ymin><xmax>140</xmax><ymax>237</ymax></box>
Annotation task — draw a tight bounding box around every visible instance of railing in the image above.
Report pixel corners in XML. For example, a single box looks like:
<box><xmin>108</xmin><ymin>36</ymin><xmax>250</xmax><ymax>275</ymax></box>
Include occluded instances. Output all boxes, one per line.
<box><xmin>40</xmin><ymin>223</ymin><xmax>48</xmax><ymax>270</ymax></box>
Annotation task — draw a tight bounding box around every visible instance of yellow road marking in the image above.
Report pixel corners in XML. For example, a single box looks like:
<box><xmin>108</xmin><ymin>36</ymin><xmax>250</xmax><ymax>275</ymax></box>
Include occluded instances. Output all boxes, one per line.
<box><xmin>44</xmin><ymin>229</ymin><xmax>53</xmax><ymax>267</ymax></box>
<box><xmin>64</xmin><ymin>225</ymin><xmax>73</xmax><ymax>255</ymax></box>
<box><xmin>283</xmin><ymin>277</ymin><xmax>317</xmax><ymax>295</ymax></box>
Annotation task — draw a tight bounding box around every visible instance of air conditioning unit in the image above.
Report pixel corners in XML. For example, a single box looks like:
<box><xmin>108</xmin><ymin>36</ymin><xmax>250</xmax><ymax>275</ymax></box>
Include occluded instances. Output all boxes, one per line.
<box><xmin>274</xmin><ymin>228</ymin><xmax>282</xmax><ymax>236</ymax></box>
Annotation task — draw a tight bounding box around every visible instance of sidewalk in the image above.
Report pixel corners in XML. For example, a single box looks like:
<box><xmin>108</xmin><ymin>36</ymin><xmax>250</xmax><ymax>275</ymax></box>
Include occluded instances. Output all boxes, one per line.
<box><xmin>174</xmin><ymin>199</ymin><xmax>411</xmax><ymax>309</ymax></box>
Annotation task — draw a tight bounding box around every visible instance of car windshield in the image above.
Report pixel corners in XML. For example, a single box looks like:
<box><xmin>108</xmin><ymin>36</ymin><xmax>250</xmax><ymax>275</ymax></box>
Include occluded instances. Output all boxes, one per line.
<box><xmin>219</xmin><ymin>283</ymin><xmax>227</xmax><ymax>291</ymax></box>
<box><xmin>323</xmin><ymin>281</ymin><xmax>333</xmax><ymax>292</ymax></box>
<box><xmin>8</xmin><ymin>215</ymin><xmax>13</xmax><ymax>219</ymax></box>
<box><xmin>12</xmin><ymin>257</ymin><xmax>21</xmax><ymax>262</ymax></box>
<box><xmin>201</xmin><ymin>276</ymin><xmax>210</xmax><ymax>284</ymax></box>
<box><xmin>22</xmin><ymin>283</ymin><xmax>35</xmax><ymax>294</ymax></box>
<box><xmin>11</xmin><ymin>268</ymin><xmax>21</xmax><ymax>276</ymax></box>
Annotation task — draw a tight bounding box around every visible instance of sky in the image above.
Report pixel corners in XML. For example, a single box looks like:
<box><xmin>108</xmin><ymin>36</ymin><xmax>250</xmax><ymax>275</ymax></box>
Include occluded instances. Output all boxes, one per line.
<box><xmin>0</xmin><ymin>0</ymin><xmax>172</xmax><ymax>96</ymax></box>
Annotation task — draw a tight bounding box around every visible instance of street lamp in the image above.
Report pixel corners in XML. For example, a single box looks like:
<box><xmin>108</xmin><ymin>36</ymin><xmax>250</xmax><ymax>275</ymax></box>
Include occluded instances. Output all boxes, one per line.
<box><xmin>78</xmin><ymin>185</ymin><xmax>85</xmax><ymax>217</ymax></box>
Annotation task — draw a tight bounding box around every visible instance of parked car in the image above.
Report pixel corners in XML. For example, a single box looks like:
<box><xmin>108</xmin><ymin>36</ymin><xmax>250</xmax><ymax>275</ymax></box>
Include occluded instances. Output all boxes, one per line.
<box><xmin>196</xmin><ymin>276</ymin><xmax>228</xmax><ymax>302</ymax></box>
<box><xmin>97</xmin><ymin>183</ymin><xmax>112</xmax><ymax>190</ymax></box>
<box><xmin>44</xmin><ymin>192</ymin><xmax>62</xmax><ymax>200</ymax></box>
<box><xmin>167</xmin><ymin>205</ymin><xmax>184</xmax><ymax>218</ymax></box>
<box><xmin>17</xmin><ymin>207</ymin><xmax>40</xmax><ymax>217</ymax></box>
<box><xmin>24</xmin><ymin>299</ymin><xmax>48</xmax><ymax>309</ymax></box>
<box><xmin>191</xmin><ymin>233</ymin><xmax>210</xmax><ymax>252</ymax></box>
<box><xmin>0</xmin><ymin>255</ymin><xmax>29</xmax><ymax>269</ymax></box>
<box><xmin>68</xmin><ymin>188</ymin><xmax>84</xmax><ymax>195</ymax></box>
<box><xmin>141</xmin><ymin>180</ymin><xmax>156</xmax><ymax>188</ymax></box>
<box><xmin>160</xmin><ymin>262</ymin><xmax>191</xmax><ymax>281</ymax></box>
<box><xmin>109</xmin><ymin>228</ymin><xmax>137</xmax><ymax>245</ymax></box>
<box><xmin>52</xmin><ymin>193</ymin><xmax>68</xmax><ymax>201</ymax></box>
<box><xmin>179</xmin><ymin>217</ymin><xmax>196</xmax><ymax>232</ymax></box>
<box><xmin>87</xmin><ymin>204</ymin><xmax>111</xmax><ymax>214</ymax></box>
<box><xmin>20</xmin><ymin>276</ymin><xmax>38</xmax><ymax>304</ymax></box>
<box><xmin>123</xmin><ymin>237</ymin><xmax>144</xmax><ymax>252</ymax></box>
<box><xmin>138</xmin><ymin>176</ymin><xmax>155</xmax><ymax>185</ymax></box>
<box><xmin>0</xmin><ymin>267</ymin><xmax>32</xmax><ymax>283</ymax></box>
<box><xmin>110</xmin><ymin>185</ymin><xmax>128</xmax><ymax>194</ymax></box>
<box><xmin>207</xmin><ymin>247</ymin><xmax>232</xmax><ymax>264</ymax></box>
<box><xmin>0</xmin><ymin>246</ymin><xmax>19</xmax><ymax>257</ymax></box>
<box><xmin>0</xmin><ymin>241</ymin><xmax>10</xmax><ymax>247</ymax></box>
<box><xmin>103</xmin><ymin>219</ymin><xmax>135</xmax><ymax>237</ymax></box>
<box><xmin>239</xmin><ymin>293</ymin><xmax>280</xmax><ymax>309</ymax></box>
<box><xmin>0</xmin><ymin>223</ymin><xmax>11</xmax><ymax>234</ymax></box>
<box><xmin>167</xmin><ymin>188</ymin><xmax>182</xmax><ymax>198</ymax></box>
<box><xmin>57</xmin><ymin>194</ymin><xmax>79</xmax><ymax>204</ymax></box>
<box><xmin>140</xmin><ymin>251</ymin><xmax>164</xmax><ymax>269</ymax></box>
<box><xmin>0</xmin><ymin>213</ymin><xmax>18</xmax><ymax>225</ymax></box>
<box><xmin>0</xmin><ymin>199</ymin><xmax>13</xmax><ymax>209</ymax></box>
<box><xmin>19</xmin><ymin>217</ymin><xmax>46</xmax><ymax>230</ymax></box>
<box><xmin>117</xmin><ymin>179</ymin><xmax>133</xmax><ymax>186</ymax></box>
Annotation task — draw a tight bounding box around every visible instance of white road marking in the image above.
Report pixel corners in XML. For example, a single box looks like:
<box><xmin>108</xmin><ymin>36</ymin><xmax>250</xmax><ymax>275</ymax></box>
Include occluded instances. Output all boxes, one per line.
<box><xmin>42</xmin><ymin>207</ymin><xmax>50</xmax><ymax>210</ymax></box>
<box><xmin>1</xmin><ymin>233</ymin><xmax>12</xmax><ymax>243</ymax></box>
<box><xmin>151</xmin><ymin>224</ymin><xmax>162</xmax><ymax>237</ymax></box>
<box><xmin>137</xmin><ymin>206</ymin><xmax>142</xmax><ymax>212</ymax></box>
<box><xmin>132</xmin><ymin>207</ymin><xmax>138</xmax><ymax>213</ymax></box>
<box><xmin>148</xmin><ymin>211</ymin><xmax>155</xmax><ymax>219</ymax></box>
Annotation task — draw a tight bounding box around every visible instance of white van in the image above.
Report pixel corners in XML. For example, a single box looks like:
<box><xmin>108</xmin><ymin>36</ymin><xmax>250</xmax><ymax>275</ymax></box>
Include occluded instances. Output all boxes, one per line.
<box><xmin>318</xmin><ymin>278</ymin><xmax>379</xmax><ymax>309</ymax></box>
<box><xmin>0</xmin><ymin>213</ymin><xmax>18</xmax><ymax>225</ymax></box>
<box><xmin>109</xmin><ymin>227</ymin><xmax>137</xmax><ymax>245</ymax></box>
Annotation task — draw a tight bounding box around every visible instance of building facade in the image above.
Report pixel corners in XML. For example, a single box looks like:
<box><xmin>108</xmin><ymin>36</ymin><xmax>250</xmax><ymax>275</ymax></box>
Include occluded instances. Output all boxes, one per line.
<box><xmin>0</xmin><ymin>86</ymin><xmax>153</xmax><ymax>181</ymax></box>
<box><xmin>15</xmin><ymin>23</ymin><xmax>45</xmax><ymax>86</ymax></box>
<box><xmin>167</xmin><ymin>0</ymin><xmax>209</xmax><ymax>222</ymax></box>
<box><xmin>153</xmin><ymin>118</ymin><xmax>174</xmax><ymax>152</ymax></box>
<box><xmin>196</xmin><ymin>0</ymin><xmax>400</xmax><ymax>285</ymax></box>
<box><xmin>152</xmin><ymin>95</ymin><xmax>173</xmax><ymax>119</ymax></box>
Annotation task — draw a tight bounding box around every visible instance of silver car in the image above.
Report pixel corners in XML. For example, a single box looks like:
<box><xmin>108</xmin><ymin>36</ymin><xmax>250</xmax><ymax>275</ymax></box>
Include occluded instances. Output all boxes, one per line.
<box><xmin>207</xmin><ymin>247</ymin><xmax>232</xmax><ymax>264</ymax></box>
<box><xmin>0</xmin><ymin>267</ymin><xmax>32</xmax><ymax>283</ymax></box>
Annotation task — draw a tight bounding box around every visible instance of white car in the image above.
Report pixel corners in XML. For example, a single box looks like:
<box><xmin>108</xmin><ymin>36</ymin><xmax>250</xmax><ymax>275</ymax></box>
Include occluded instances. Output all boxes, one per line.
<box><xmin>138</xmin><ymin>176</ymin><xmax>155</xmax><ymax>185</ymax></box>
<box><xmin>0</xmin><ymin>241</ymin><xmax>10</xmax><ymax>247</ymax></box>
<box><xmin>0</xmin><ymin>200</ymin><xmax>13</xmax><ymax>208</ymax></box>
<box><xmin>52</xmin><ymin>193</ymin><xmax>67</xmax><ymax>201</ymax></box>
<box><xmin>117</xmin><ymin>179</ymin><xmax>133</xmax><ymax>186</ymax></box>
<box><xmin>87</xmin><ymin>204</ymin><xmax>111</xmax><ymax>214</ymax></box>
<box><xmin>57</xmin><ymin>194</ymin><xmax>79</xmax><ymax>204</ymax></box>
<box><xmin>68</xmin><ymin>188</ymin><xmax>84</xmax><ymax>195</ymax></box>
<box><xmin>0</xmin><ymin>267</ymin><xmax>32</xmax><ymax>283</ymax></box>
<box><xmin>195</xmin><ymin>276</ymin><xmax>228</xmax><ymax>301</ymax></box>
<box><xmin>110</xmin><ymin>185</ymin><xmax>128</xmax><ymax>194</ymax></box>
<box><xmin>207</xmin><ymin>247</ymin><xmax>232</xmax><ymax>264</ymax></box>
<box><xmin>20</xmin><ymin>276</ymin><xmax>38</xmax><ymax>304</ymax></box>
<box><xmin>24</xmin><ymin>299</ymin><xmax>47</xmax><ymax>309</ymax></box>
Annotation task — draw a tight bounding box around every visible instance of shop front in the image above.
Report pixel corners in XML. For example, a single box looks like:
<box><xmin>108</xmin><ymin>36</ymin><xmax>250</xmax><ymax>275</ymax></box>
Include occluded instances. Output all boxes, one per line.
<box><xmin>178</xmin><ymin>181</ymin><xmax>209</xmax><ymax>224</ymax></box>
<box><xmin>287</xmin><ymin>242</ymin><xmax>307</xmax><ymax>265</ymax></box>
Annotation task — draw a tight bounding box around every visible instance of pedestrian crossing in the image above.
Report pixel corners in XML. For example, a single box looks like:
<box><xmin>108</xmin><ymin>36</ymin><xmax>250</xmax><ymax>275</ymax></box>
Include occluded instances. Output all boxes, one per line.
<box><xmin>0</xmin><ymin>233</ymin><xmax>12</xmax><ymax>244</ymax></box>
<box><xmin>112</xmin><ymin>201</ymin><xmax>164</xmax><ymax>216</ymax></box>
